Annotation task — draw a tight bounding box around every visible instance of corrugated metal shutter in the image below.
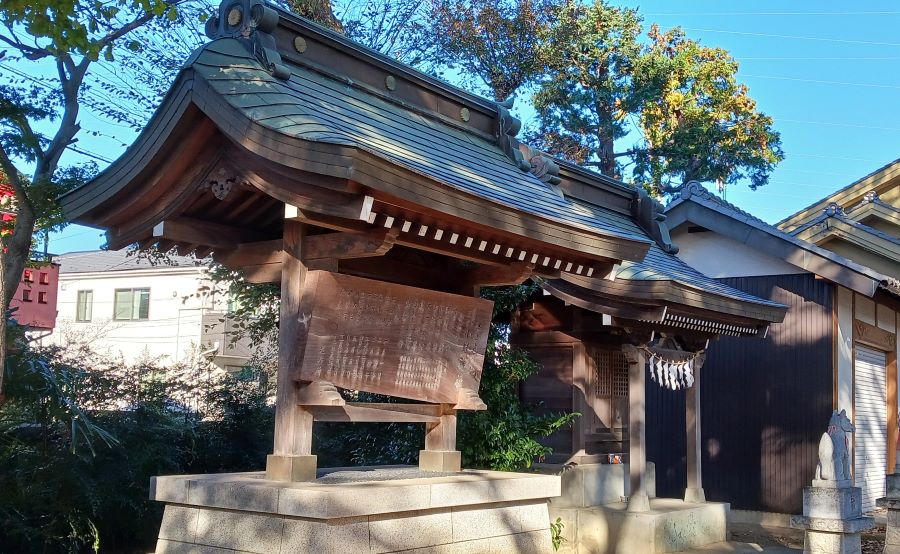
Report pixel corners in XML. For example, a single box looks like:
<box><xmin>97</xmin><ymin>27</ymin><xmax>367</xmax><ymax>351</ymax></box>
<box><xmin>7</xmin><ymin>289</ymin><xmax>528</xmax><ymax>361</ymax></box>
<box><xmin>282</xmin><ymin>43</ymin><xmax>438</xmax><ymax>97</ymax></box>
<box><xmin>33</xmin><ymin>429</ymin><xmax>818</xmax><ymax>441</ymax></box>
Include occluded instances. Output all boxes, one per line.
<box><xmin>854</xmin><ymin>345</ymin><xmax>888</xmax><ymax>513</ymax></box>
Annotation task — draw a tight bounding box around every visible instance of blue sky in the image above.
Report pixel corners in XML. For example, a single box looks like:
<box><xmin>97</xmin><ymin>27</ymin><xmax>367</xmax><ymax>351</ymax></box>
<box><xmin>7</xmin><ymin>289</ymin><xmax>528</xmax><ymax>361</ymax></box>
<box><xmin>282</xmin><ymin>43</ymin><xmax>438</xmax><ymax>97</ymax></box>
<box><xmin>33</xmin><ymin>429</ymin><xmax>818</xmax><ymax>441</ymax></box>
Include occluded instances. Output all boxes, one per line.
<box><xmin>43</xmin><ymin>1</ymin><xmax>900</xmax><ymax>254</ymax></box>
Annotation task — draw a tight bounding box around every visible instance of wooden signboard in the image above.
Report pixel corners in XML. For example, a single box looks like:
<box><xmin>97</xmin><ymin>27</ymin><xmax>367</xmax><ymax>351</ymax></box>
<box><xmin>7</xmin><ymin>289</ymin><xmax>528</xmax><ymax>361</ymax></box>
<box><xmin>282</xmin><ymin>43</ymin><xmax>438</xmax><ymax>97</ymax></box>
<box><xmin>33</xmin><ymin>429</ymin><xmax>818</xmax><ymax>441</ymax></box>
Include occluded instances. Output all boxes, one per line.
<box><xmin>298</xmin><ymin>271</ymin><xmax>494</xmax><ymax>407</ymax></box>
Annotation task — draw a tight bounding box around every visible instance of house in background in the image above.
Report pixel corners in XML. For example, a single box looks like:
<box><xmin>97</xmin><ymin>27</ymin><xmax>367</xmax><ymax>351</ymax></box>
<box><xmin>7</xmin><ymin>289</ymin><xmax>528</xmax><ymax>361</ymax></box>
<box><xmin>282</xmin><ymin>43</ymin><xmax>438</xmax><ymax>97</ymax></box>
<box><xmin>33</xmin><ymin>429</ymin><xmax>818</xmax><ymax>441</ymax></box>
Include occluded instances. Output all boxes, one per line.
<box><xmin>779</xmin><ymin>158</ymin><xmax>900</xmax><ymax>278</ymax></box>
<box><xmin>654</xmin><ymin>181</ymin><xmax>900</xmax><ymax>515</ymax></box>
<box><xmin>46</xmin><ymin>250</ymin><xmax>253</xmax><ymax>370</ymax></box>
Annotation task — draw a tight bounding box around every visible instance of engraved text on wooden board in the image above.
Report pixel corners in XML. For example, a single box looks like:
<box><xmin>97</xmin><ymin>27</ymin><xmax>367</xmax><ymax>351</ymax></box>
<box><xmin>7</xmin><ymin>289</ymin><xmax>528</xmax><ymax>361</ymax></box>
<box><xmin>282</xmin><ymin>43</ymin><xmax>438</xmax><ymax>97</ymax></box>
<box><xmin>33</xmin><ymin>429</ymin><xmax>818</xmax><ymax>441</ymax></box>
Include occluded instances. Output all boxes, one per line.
<box><xmin>299</xmin><ymin>271</ymin><xmax>494</xmax><ymax>405</ymax></box>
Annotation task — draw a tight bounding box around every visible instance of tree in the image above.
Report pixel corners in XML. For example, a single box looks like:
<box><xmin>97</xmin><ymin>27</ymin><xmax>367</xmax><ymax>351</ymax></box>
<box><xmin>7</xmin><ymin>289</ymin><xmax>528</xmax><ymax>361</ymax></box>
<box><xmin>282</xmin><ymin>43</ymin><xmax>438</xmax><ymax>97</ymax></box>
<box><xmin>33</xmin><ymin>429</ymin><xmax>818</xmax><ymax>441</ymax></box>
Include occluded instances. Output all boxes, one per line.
<box><xmin>0</xmin><ymin>0</ymin><xmax>188</xmax><ymax>396</ymax></box>
<box><xmin>629</xmin><ymin>25</ymin><xmax>784</xmax><ymax>194</ymax></box>
<box><xmin>532</xmin><ymin>2</ymin><xmax>783</xmax><ymax>195</ymax></box>
<box><xmin>427</xmin><ymin>0</ymin><xmax>562</xmax><ymax>101</ymax></box>
<box><xmin>337</xmin><ymin>0</ymin><xmax>430</xmax><ymax>65</ymax></box>
<box><xmin>531</xmin><ymin>0</ymin><xmax>642</xmax><ymax>176</ymax></box>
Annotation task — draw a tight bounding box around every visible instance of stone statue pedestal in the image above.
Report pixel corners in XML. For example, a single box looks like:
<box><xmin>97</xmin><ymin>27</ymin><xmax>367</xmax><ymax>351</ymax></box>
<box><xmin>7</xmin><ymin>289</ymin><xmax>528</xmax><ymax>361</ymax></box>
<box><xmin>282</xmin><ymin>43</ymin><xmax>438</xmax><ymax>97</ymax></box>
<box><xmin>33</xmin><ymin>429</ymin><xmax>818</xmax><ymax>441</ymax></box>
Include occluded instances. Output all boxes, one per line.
<box><xmin>149</xmin><ymin>467</ymin><xmax>560</xmax><ymax>554</ymax></box>
<box><xmin>790</xmin><ymin>482</ymin><xmax>874</xmax><ymax>554</ymax></box>
<box><xmin>876</xmin><ymin>471</ymin><xmax>900</xmax><ymax>554</ymax></box>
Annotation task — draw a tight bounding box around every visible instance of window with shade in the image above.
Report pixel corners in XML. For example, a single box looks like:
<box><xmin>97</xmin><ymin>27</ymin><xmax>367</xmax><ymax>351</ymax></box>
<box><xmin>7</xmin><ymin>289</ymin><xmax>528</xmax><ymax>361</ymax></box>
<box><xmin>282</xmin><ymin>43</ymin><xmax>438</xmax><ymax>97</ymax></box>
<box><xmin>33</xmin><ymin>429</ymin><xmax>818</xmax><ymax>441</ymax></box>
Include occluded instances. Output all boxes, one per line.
<box><xmin>76</xmin><ymin>290</ymin><xmax>93</xmax><ymax>322</ymax></box>
<box><xmin>113</xmin><ymin>288</ymin><xmax>150</xmax><ymax>321</ymax></box>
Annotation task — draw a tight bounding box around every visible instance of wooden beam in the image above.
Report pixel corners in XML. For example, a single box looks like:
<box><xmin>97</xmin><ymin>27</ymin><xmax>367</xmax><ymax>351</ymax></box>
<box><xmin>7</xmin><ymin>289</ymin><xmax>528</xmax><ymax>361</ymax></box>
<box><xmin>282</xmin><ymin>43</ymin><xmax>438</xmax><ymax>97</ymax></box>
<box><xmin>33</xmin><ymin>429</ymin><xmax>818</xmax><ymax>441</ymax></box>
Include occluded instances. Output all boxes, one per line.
<box><xmin>461</xmin><ymin>262</ymin><xmax>535</xmax><ymax>292</ymax></box>
<box><xmin>305</xmin><ymin>228</ymin><xmax>397</xmax><ymax>260</ymax></box>
<box><xmin>214</xmin><ymin>230</ymin><xmax>399</xmax><ymax>283</ymax></box>
<box><xmin>242</xmin><ymin>263</ymin><xmax>283</xmax><ymax>284</ymax></box>
<box><xmin>214</xmin><ymin>239</ymin><xmax>283</xmax><ymax>267</ymax></box>
<box><xmin>153</xmin><ymin>216</ymin><xmax>272</xmax><ymax>249</ymax></box>
<box><xmin>308</xmin><ymin>403</ymin><xmax>442</xmax><ymax>423</ymax></box>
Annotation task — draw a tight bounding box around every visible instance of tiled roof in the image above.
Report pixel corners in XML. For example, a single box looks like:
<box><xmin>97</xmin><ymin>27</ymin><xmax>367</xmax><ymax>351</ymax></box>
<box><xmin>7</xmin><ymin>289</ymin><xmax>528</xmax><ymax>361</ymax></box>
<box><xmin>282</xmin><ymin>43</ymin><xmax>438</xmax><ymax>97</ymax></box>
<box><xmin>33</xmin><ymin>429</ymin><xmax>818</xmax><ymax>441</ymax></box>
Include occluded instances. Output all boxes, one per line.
<box><xmin>57</xmin><ymin>250</ymin><xmax>202</xmax><ymax>274</ymax></box>
<box><xmin>791</xmin><ymin>207</ymin><xmax>900</xmax><ymax>248</ymax></box>
<box><xmin>666</xmin><ymin>182</ymin><xmax>900</xmax><ymax>296</ymax></box>
<box><xmin>192</xmin><ymin>39</ymin><xmax>651</xmax><ymax>246</ymax></box>
<box><xmin>569</xmin><ymin>198</ymin><xmax>786</xmax><ymax>308</ymax></box>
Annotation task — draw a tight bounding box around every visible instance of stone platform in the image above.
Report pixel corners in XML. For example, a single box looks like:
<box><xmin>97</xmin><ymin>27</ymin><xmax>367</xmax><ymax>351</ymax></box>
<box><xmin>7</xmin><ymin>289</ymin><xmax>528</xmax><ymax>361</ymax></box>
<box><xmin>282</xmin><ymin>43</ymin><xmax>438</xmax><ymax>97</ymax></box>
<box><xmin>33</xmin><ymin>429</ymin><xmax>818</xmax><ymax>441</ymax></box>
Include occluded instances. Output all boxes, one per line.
<box><xmin>551</xmin><ymin>498</ymin><xmax>729</xmax><ymax>554</ymax></box>
<box><xmin>150</xmin><ymin>467</ymin><xmax>560</xmax><ymax>554</ymax></box>
<box><xmin>536</xmin><ymin>462</ymin><xmax>656</xmax><ymax>508</ymax></box>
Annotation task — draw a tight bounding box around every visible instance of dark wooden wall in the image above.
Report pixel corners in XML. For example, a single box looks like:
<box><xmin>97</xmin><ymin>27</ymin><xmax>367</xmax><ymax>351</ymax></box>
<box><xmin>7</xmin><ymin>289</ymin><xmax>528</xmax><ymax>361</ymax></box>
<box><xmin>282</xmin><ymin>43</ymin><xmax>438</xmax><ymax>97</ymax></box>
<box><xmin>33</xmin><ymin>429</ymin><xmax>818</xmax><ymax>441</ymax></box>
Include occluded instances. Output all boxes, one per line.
<box><xmin>519</xmin><ymin>340</ymin><xmax>576</xmax><ymax>462</ymax></box>
<box><xmin>647</xmin><ymin>273</ymin><xmax>835</xmax><ymax>513</ymax></box>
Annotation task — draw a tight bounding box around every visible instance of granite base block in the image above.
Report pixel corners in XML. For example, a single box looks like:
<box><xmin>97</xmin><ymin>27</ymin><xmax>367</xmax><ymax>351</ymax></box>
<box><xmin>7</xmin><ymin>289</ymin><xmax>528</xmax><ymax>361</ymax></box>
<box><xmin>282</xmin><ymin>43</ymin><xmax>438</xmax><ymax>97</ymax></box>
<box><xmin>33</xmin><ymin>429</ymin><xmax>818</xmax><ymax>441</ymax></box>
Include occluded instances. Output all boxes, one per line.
<box><xmin>539</xmin><ymin>462</ymin><xmax>656</xmax><ymax>509</ymax></box>
<box><xmin>791</xmin><ymin>484</ymin><xmax>874</xmax><ymax>554</ymax></box>
<box><xmin>802</xmin><ymin>486</ymin><xmax>862</xmax><ymax>519</ymax></box>
<box><xmin>878</xmin><ymin>474</ymin><xmax>900</xmax><ymax>554</ymax></box>
<box><xmin>549</xmin><ymin>498</ymin><xmax>728</xmax><ymax>554</ymax></box>
<box><xmin>151</xmin><ymin>468</ymin><xmax>560</xmax><ymax>554</ymax></box>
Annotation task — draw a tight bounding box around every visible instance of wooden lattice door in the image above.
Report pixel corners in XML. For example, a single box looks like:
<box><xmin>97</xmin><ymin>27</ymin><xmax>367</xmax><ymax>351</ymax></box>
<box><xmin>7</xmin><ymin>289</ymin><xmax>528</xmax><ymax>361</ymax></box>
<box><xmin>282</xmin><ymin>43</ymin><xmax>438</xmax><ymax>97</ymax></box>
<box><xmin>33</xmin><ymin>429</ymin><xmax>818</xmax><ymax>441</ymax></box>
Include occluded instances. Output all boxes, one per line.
<box><xmin>585</xmin><ymin>347</ymin><xmax>629</xmax><ymax>453</ymax></box>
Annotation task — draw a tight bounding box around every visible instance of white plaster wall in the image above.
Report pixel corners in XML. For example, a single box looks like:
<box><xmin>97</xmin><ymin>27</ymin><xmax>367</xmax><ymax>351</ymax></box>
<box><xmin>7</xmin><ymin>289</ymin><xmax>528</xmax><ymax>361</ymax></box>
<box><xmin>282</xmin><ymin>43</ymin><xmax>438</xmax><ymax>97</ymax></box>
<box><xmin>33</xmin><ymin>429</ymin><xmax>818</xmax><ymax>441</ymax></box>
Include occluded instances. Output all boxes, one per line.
<box><xmin>48</xmin><ymin>268</ymin><xmax>224</xmax><ymax>364</ymax></box>
<box><xmin>671</xmin><ymin>227</ymin><xmax>807</xmax><ymax>278</ymax></box>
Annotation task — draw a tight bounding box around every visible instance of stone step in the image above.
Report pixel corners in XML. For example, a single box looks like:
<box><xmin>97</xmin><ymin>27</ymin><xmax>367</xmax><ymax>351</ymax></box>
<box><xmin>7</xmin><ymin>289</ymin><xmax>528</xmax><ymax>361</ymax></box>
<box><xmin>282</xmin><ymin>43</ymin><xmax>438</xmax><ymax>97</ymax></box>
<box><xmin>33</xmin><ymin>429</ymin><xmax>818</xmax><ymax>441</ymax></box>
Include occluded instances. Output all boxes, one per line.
<box><xmin>675</xmin><ymin>541</ymin><xmax>799</xmax><ymax>553</ymax></box>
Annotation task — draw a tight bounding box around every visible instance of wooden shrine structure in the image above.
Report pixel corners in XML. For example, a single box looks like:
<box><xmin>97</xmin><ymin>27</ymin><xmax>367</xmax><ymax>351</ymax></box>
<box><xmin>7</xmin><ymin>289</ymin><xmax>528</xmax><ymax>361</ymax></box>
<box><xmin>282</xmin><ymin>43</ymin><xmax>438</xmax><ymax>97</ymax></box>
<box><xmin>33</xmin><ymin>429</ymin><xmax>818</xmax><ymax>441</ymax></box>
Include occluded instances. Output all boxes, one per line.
<box><xmin>60</xmin><ymin>0</ymin><xmax>787</xmax><ymax>517</ymax></box>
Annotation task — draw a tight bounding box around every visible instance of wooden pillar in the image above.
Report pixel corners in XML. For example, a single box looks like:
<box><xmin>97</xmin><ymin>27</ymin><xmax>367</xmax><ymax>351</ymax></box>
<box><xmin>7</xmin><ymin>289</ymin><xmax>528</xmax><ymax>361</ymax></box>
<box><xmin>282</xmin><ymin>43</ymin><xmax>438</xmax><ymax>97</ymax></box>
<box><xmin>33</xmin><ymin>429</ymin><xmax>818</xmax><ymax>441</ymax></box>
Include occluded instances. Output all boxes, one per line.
<box><xmin>420</xmin><ymin>404</ymin><xmax>461</xmax><ymax>471</ymax></box>
<box><xmin>684</xmin><ymin>353</ymin><xmax>706</xmax><ymax>503</ymax></box>
<box><xmin>266</xmin><ymin>220</ymin><xmax>317</xmax><ymax>481</ymax></box>
<box><xmin>622</xmin><ymin>344</ymin><xmax>650</xmax><ymax>512</ymax></box>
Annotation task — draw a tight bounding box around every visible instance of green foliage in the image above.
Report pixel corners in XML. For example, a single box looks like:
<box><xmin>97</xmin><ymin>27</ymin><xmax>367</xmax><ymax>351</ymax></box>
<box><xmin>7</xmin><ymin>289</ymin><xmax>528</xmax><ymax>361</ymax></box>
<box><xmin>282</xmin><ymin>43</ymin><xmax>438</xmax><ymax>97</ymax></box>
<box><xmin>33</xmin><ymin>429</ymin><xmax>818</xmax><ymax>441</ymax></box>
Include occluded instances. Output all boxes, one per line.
<box><xmin>532</xmin><ymin>0</ymin><xmax>783</xmax><ymax>194</ymax></box>
<box><xmin>206</xmin><ymin>262</ymin><xmax>280</xmax><ymax>345</ymax></box>
<box><xmin>426</xmin><ymin>0</ymin><xmax>563</xmax><ymax>101</ymax></box>
<box><xmin>550</xmin><ymin>516</ymin><xmax>565</xmax><ymax>551</ymax></box>
<box><xmin>458</xmin><ymin>322</ymin><xmax>577</xmax><ymax>470</ymax></box>
<box><xmin>532</xmin><ymin>0</ymin><xmax>643</xmax><ymax>176</ymax></box>
<box><xmin>0</xmin><ymin>0</ymin><xmax>178</xmax><ymax>61</ymax></box>
<box><xmin>629</xmin><ymin>25</ymin><xmax>784</xmax><ymax>192</ymax></box>
<box><xmin>0</xmin><ymin>339</ymin><xmax>275</xmax><ymax>553</ymax></box>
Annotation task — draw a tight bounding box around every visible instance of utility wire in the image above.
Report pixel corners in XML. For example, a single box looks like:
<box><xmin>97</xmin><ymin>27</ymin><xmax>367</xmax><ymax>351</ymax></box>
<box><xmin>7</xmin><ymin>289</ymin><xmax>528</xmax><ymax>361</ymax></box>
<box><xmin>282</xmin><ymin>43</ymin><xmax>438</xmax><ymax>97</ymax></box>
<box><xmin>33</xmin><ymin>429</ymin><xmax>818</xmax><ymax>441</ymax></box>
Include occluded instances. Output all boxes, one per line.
<box><xmin>774</xmin><ymin>118</ymin><xmax>900</xmax><ymax>132</ymax></box>
<box><xmin>742</xmin><ymin>74</ymin><xmax>900</xmax><ymax>90</ymax></box>
<box><xmin>683</xmin><ymin>27</ymin><xmax>900</xmax><ymax>47</ymax></box>
<box><xmin>649</xmin><ymin>11</ymin><xmax>900</xmax><ymax>16</ymax></box>
<box><xmin>740</xmin><ymin>56</ymin><xmax>900</xmax><ymax>61</ymax></box>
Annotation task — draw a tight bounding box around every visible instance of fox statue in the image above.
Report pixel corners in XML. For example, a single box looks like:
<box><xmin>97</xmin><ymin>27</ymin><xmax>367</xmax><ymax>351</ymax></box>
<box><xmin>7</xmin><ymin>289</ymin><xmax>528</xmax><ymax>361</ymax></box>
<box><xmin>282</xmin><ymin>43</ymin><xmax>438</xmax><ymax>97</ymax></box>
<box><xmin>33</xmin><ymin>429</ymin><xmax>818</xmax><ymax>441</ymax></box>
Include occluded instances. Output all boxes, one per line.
<box><xmin>815</xmin><ymin>409</ymin><xmax>854</xmax><ymax>482</ymax></box>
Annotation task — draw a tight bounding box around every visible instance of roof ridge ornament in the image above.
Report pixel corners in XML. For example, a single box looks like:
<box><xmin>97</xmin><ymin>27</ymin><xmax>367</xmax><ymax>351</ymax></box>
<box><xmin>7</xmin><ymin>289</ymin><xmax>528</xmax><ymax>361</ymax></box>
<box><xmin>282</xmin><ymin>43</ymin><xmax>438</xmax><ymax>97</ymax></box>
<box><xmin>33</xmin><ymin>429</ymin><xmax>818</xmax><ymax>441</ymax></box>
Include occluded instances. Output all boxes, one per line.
<box><xmin>495</xmin><ymin>98</ymin><xmax>562</xmax><ymax>190</ymax></box>
<box><xmin>206</xmin><ymin>0</ymin><xmax>291</xmax><ymax>80</ymax></box>
<box><xmin>824</xmin><ymin>202</ymin><xmax>846</xmax><ymax>217</ymax></box>
<box><xmin>634</xmin><ymin>187</ymin><xmax>678</xmax><ymax>254</ymax></box>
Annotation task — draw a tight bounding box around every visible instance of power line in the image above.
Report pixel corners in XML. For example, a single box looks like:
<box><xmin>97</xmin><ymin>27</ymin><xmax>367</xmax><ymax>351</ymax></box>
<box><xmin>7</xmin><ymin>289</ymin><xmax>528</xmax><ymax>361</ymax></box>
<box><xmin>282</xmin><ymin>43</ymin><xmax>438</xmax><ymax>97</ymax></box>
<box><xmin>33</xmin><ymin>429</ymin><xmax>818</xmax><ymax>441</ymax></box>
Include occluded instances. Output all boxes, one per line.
<box><xmin>739</xmin><ymin>56</ymin><xmax>900</xmax><ymax>61</ymax></box>
<box><xmin>783</xmin><ymin>152</ymin><xmax>883</xmax><ymax>162</ymax></box>
<box><xmin>649</xmin><ymin>11</ymin><xmax>900</xmax><ymax>17</ymax></box>
<box><xmin>775</xmin><ymin>118</ymin><xmax>900</xmax><ymax>132</ymax></box>
<box><xmin>683</xmin><ymin>27</ymin><xmax>900</xmax><ymax>47</ymax></box>
<box><xmin>68</xmin><ymin>146</ymin><xmax>114</xmax><ymax>164</ymax></box>
<box><xmin>742</xmin><ymin>74</ymin><xmax>900</xmax><ymax>90</ymax></box>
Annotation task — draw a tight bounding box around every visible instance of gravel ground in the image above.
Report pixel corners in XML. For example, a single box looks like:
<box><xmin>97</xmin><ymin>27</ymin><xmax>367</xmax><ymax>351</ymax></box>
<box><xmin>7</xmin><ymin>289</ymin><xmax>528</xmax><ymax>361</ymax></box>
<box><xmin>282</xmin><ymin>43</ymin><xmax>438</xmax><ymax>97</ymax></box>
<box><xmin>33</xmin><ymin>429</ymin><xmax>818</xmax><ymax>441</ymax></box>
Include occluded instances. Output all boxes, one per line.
<box><xmin>729</xmin><ymin>525</ymin><xmax>885</xmax><ymax>553</ymax></box>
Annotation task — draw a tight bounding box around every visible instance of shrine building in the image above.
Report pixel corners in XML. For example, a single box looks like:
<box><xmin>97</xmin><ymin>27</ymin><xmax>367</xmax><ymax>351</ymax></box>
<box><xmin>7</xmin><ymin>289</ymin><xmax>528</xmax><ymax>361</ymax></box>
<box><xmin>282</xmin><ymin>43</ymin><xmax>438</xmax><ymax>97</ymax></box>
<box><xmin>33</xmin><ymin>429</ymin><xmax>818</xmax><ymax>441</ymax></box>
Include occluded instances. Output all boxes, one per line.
<box><xmin>59</xmin><ymin>2</ymin><xmax>790</xmax><ymax>552</ymax></box>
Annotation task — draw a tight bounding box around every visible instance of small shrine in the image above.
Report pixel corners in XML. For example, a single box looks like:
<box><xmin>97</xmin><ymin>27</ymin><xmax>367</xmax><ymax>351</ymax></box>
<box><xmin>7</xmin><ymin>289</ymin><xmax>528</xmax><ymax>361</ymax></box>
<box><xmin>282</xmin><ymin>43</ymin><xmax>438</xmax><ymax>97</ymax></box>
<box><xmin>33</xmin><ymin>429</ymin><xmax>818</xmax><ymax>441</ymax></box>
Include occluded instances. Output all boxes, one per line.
<box><xmin>60</xmin><ymin>1</ymin><xmax>788</xmax><ymax>552</ymax></box>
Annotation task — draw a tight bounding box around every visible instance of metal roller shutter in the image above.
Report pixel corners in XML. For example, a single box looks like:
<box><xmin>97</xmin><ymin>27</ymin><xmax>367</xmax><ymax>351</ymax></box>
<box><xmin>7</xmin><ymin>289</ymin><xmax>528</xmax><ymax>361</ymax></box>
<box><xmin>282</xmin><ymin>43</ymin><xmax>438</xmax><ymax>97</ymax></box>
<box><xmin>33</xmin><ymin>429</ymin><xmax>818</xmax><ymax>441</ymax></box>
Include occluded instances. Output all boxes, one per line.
<box><xmin>854</xmin><ymin>345</ymin><xmax>888</xmax><ymax>513</ymax></box>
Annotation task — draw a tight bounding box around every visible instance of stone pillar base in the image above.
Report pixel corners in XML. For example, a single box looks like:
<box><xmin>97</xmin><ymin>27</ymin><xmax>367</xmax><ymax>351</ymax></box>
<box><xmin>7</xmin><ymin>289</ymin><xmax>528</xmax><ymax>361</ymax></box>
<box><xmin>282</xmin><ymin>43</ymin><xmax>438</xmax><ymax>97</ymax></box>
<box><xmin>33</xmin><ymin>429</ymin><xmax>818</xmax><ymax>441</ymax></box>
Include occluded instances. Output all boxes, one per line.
<box><xmin>803</xmin><ymin>529</ymin><xmax>862</xmax><ymax>554</ymax></box>
<box><xmin>626</xmin><ymin>493</ymin><xmax>650</xmax><ymax>512</ymax></box>
<box><xmin>684</xmin><ymin>487</ymin><xmax>706</xmax><ymax>503</ymax></box>
<box><xmin>877</xmin><ymin>474</ymin><xmax>900</xmax><ymax>554</ymax></box>
<box><xmin>150</xmin><ymin>468</ymin><xmax>561</xmax><ymax>554</ymax></box>
<box><xmin>265</xmin><ymin>454</ymin><xmax>316</xmax><ymax>482</ymax></box>
<box><xmin>419</xmin><ymin>449</ymin><xmax>461</xmax><ymax>472</ymax></box>
<box><xmin>791</xmin><ymin>485</ymin><xmax>874</xmax><ymax>554</ymax></box>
